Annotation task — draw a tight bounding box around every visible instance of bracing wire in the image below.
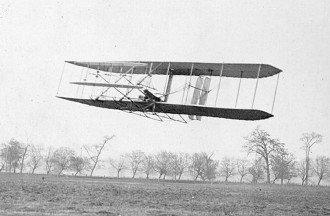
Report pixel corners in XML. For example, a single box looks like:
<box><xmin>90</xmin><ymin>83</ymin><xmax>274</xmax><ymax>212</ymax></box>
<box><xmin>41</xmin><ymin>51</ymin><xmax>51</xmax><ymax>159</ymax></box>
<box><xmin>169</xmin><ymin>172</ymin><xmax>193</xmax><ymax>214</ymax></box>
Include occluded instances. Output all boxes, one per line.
<box><xmin>56</xmin><ymin>63</ymin><xmax>66</xmax><ymax>95</ymax></box>
<box><xmin>271</xmin><ymin>73</ymin><xmax>280</xmax><ymax>114</ymax></box>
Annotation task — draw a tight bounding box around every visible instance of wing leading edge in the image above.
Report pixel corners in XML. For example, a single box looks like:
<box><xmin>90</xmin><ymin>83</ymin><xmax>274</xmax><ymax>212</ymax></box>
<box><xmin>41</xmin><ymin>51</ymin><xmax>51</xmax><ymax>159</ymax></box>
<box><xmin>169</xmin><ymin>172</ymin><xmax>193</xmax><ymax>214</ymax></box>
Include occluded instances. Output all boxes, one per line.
<box><xmin>65</xmin><ymin>61</ymin><xmax>282</xmax><ymax>79</ymax></box>
<box><xmin>57</xmin><ymin>97</ymin><xmax>273</xmax><ymax>121</ymax></box>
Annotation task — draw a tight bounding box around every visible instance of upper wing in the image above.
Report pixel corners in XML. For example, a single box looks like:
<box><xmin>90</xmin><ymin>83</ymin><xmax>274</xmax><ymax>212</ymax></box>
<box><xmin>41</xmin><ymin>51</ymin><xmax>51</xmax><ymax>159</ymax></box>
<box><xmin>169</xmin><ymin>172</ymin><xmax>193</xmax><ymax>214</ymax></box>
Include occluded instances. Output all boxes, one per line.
<box><xmin>65</xmin><ymin>61</ymin><xmax>282</xmax><ymax>78</ymax></box>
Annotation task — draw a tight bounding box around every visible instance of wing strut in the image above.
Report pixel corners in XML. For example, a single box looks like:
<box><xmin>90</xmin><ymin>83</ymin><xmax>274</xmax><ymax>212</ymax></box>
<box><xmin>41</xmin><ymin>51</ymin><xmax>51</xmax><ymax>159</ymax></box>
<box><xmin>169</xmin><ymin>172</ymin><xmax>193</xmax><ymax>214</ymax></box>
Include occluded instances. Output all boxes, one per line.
<box><xmin>251</xmin><ymin>64</ymin><xmax>261</xmax><ymax>109</ymax></box>
<box><xmin>81</xmin><ymin>64</ymin><xmax>90</xmax><ymax>98</ymax></box>
<box><xmin>164</xmin><ymin>70</ymin><xmax>173</xmax><ymax>102</ymax></box>
<box><xmin>163</xmin><ymin>63</ymin><xmax>171</xmax><ymax>102</ymax></box>
<box><xmin>235</xmin><ymin>71</ymin><xmax>243</xmax><ymax>108</ymax></box>
<box><xmin>214</xmin><ymin>63</ymin><xmax>224</xmax><ymax>106</ymax></box>
<box><xmin>163</xmin><ymin>62</ymin><xmax>171</xmax><ymax>95</ymax></box>
<box><xmin>75</xmin><ymin>68</ymin><xmax>84</xmax><ymax>97</ymax></box>
<box><xmin>271</xmin><ymin>73</ymin><xmax>280</xmax><ymax>114</ymax></box>
<box><xmin>184</xmin><ymin>63</ymin><xmax>194</xmax><ymax>104</ymax></box>
<box><xmin>57</xmin><ymin>62</ymin><xmax>66</xmax><ymax>95</ymax></box>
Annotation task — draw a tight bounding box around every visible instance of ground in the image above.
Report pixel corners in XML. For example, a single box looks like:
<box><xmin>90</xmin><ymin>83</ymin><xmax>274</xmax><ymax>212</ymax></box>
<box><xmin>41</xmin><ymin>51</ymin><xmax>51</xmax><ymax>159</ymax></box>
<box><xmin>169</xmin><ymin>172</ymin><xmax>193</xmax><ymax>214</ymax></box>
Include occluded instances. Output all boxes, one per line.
<box><xmin>0</xmin><ymin>173</ymin><xmax>329</xmax><ymax>216</ymax></box>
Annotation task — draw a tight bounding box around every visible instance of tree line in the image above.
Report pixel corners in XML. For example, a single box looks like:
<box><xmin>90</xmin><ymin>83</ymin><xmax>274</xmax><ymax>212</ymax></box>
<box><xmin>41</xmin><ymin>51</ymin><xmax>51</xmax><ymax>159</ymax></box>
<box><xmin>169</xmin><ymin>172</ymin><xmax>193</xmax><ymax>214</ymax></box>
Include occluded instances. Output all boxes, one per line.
<box><xmin>0</xmin><ymin>128</ymin><xmax>329</xmax><ymax>185</ymax></box>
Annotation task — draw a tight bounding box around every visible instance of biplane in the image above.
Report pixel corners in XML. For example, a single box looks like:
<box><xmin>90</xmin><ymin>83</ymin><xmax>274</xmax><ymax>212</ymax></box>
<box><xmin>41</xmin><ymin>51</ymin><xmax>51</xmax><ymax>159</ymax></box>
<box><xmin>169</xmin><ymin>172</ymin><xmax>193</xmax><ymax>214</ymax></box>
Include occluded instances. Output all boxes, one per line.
<box><xmin>57</xmin><ymin>61</ymin><xmax>282</xmax><ymax>123</ymax></box>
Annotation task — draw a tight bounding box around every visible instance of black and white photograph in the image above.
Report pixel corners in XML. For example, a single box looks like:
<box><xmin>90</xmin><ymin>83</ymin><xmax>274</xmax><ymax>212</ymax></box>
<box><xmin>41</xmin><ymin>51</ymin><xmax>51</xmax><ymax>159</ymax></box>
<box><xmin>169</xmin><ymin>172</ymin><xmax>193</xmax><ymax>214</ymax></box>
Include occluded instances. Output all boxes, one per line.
<box><xmin>0</xmin><ymin>0</ymin><xmax>329</xmax><ymax>215</ymax></box>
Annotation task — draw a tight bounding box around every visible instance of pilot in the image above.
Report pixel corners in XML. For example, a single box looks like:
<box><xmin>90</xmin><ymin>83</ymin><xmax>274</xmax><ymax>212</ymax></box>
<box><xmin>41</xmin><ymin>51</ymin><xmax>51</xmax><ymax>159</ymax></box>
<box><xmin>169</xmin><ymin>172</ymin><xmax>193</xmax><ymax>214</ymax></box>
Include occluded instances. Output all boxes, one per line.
<box><xmin>138</xmin><ymin>95</ymin><xmax>145</xmax><ymax>101</ymax></box>
<box><xmin>143</xmin><ymin>89</ymin><xmax>162</xmax><ymax>102</ymax></box>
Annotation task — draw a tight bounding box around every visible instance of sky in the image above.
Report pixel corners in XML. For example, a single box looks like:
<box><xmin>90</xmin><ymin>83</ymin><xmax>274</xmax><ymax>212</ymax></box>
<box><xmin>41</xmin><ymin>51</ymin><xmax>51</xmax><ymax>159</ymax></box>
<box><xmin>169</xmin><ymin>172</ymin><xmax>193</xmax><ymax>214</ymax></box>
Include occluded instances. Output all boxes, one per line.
<box><xmin>0</xmin><ymin>0</ymin><xmax>330</xmax><ymax>171</ymax></box>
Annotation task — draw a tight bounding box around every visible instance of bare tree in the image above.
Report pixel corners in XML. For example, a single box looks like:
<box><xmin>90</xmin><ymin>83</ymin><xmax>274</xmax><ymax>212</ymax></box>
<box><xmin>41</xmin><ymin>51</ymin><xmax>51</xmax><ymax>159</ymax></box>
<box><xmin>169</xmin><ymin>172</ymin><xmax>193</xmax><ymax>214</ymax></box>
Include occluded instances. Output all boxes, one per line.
<box><xmin>313</xmin><ymin>155</ymin><xmax>330</xmax><ymax>186</ymax></box>
<box><xmin>52</xmin><ymin>147</ymin><xmax>76</xmax><ymax>175</ymax></box>
<box><xmin>243</xmin><ymin>127</ymin><xmax>284</xmax><ymax>184</ymax></box>
<box><xmin>300</xmin><ymin>132</ymin><xmax>322</xmax><ymax>185</ymax></box>
<box><xmin>0</xmin><ymin>147</ymin><xmax>7</xmax><ymax>172</ymax></box>
<box><xmin>126</xmin><ymin>150</ymin><xmax>145</xmax><ymax>178</ymax></box>
<box><xmin>203</xmin><ymin>153</ymin><xmax>219</xmax><ymax>181</ymax></box>
<box><xmin>190</xmin><ymin>152</ymin><xmax>205</xmax><ymax>180</ymax></box>
<box><xmin>236</xmin><ymin>158</ymin><xmax>249</xmax><ymax>183</ymax></box>
<box><xmin>172</xmin><ymin>153</ymin><xmax>191</xmax><ymax>180</ymax></box>
<box><xmin>296</xmin><ymin>160</ymin><xmax>307</xmax><ymax>185</ymax></box>
<box><xmin>0</xmin><ymin>156</ymin><xmax>5</xmax><ymax>172</ymax></box>
<box><xmin>70</xmin><ymin>156</ymin><xmax>90</xmax><ymax>176</ymax></box>
<box><xmin>19</xmin><ymin>144</ymin><xmax>29</xmax><ymax>173</ymax></box>
<box><xmin>219</xmin><ymin>157</ymin><xmax>235</xmax><ymax>182</ymax></box>
<box><xmin>0</xmin><ymin>139</ymin><xmax>24</xmax><ymax>173</ymax></box>
<box><xmin>109</xmin><ymin>155</ymin><xmax>126</xmax><ymax>178</ymax></box>
<box><xmin>153</xmin><ymin>151</ymin><xmax>173</xmax><ymax>179</ymax></box>
<box><xmin>248</xmin><ymin>158</ymin><xmax>264</xmax><ymax>183</ymax></box>
<box><xmin>84</xmin><ymin>135</ymin><xmax>115</xmax><ymax>176</ymax></box>
<box><xmin>271</xmin><ymin>148</ymin><xmax>296</xmax><ymax>184</ymax></box>
<box><xmin>44</xmin><ymin>147</ymin><xmax>55</xmax><ymax>174</ymax></box>
<box><xmin>0</xmin><ymin>144</ymin><xmax>7</xmax><ymax>172</ymax></box>
<box><xmin>27</xmin><ymin>144</ymin><xmax>43</xmax><ymax>174</ymax></box>
<box><xmin>141</xmin><ymin>154</ymin><xmax>154</xmax><ymax>179</ymax></box>
<box><xmin>189</xmin><ymin>152</ymin><xmax>218</xmax><ymax>181</ymax></box>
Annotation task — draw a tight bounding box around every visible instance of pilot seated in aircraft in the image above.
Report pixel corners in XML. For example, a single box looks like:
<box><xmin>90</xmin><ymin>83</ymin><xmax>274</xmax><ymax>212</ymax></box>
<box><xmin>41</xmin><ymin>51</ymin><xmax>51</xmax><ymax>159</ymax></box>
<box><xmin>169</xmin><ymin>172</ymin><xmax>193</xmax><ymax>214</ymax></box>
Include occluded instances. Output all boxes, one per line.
<box><xmin>141</xmin><ymin>89</ymin><xmax>162</xmax><ymax>102</ymax></box>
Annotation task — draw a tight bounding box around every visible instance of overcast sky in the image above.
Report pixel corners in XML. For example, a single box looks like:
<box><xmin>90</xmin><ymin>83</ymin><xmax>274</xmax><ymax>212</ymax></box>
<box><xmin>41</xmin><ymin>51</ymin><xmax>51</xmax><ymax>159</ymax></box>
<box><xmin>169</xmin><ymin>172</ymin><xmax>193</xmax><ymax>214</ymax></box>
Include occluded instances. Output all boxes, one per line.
<box><xmin>0</xmin><ymin>0</ymin><xmax>329</xmax><ymax>165</ymax></box>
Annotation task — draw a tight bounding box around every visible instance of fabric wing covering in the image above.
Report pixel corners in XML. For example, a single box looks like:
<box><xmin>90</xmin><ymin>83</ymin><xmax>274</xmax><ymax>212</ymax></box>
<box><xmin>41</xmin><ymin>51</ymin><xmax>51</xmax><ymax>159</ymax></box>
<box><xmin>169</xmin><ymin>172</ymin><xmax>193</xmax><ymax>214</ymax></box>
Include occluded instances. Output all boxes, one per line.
<box><xmin>57</xmin><ymin>97</ymin><xmax>274</xmax><ymax>121</ymax></box>
<box><xmin>65</xmin><ymin>61</ymin><xmax>282</xmax><ymax>78</ymax></box>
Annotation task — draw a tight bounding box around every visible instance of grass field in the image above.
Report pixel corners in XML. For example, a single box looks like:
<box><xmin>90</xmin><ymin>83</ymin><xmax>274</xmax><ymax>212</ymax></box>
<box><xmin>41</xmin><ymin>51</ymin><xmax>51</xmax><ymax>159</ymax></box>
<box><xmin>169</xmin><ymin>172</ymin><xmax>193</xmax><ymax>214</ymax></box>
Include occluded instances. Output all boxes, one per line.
<box><xmin>0</xmin><ymin>173</ymin><xmax>329</xmax><ymax>216</ymax></box>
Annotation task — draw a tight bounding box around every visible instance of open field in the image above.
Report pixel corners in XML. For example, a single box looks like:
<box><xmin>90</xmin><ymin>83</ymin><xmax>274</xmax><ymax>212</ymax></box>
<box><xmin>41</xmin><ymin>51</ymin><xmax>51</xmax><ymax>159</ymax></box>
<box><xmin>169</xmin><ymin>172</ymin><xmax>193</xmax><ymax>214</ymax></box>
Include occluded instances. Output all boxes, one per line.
<box><xmin>0</xmin><ymin>173</ymin><xmax>330</xmax><ymax>216</ymax></box>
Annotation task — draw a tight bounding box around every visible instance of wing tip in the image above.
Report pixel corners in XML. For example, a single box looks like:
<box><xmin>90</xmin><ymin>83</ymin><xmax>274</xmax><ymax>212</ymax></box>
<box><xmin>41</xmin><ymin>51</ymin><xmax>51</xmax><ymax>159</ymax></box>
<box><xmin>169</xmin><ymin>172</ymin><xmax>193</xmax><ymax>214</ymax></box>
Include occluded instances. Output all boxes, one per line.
<box><xmin>65</xmin><ymin>61</ymin><xmax>76</xmax><ymax>64</ymax></box>
<box><xmin>264</xmin><ymin>63</ymin><xmax>283</xmax><ymax>74</ymax></box>
<box><xmin>258</xmin><ymin>110</ymin><xmax>274</xmax><ymax>120</ymax></box>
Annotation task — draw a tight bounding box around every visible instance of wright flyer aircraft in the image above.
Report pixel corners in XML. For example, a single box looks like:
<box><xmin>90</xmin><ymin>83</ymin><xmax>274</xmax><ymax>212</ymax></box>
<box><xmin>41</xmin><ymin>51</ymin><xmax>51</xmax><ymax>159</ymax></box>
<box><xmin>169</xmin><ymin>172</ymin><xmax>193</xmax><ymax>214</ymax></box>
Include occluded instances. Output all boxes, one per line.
<box><xmin>57</xmin><ymin>61</ymin><xmax>282</xmax><ymax>123</ymax></box>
